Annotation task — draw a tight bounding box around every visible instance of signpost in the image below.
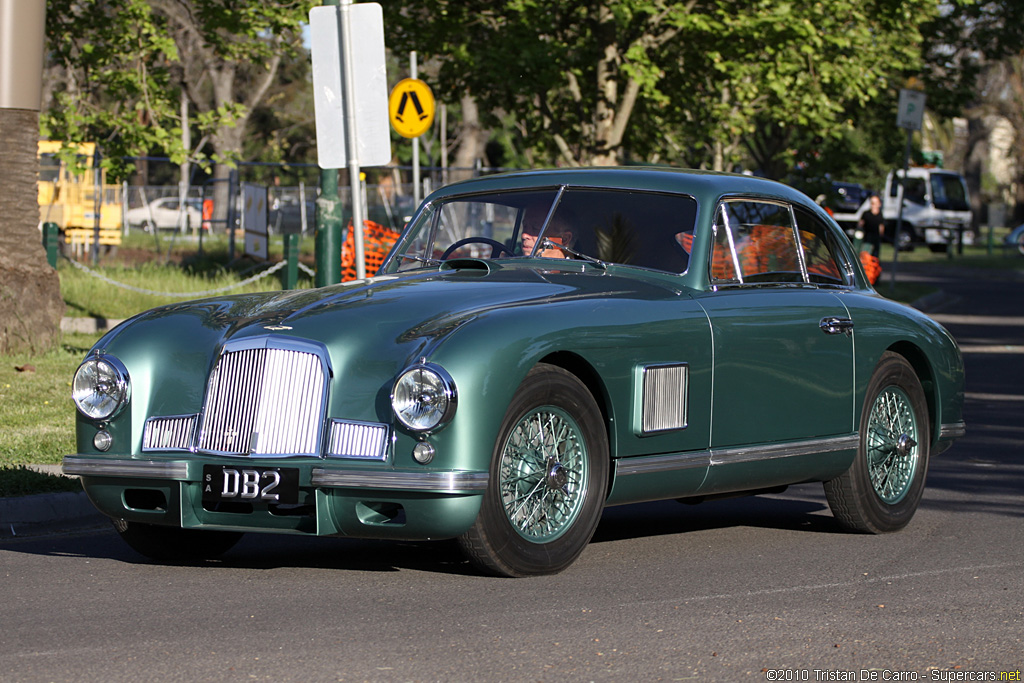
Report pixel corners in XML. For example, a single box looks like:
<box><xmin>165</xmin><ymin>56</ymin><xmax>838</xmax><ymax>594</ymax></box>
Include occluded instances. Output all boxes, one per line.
<box><xmin>890</xmin><ymin>87</ymin><xmax>927</xmax><ymax>293</ymax></box>
<box><xmin>389</xmin><ymin>52</ymin><xmax>434</xmax><ymax>207</ymax></box>
<box><xmin>310</xmin><ymin>0</ymin><xmax>390</xmax><ymax>282</ymax></box>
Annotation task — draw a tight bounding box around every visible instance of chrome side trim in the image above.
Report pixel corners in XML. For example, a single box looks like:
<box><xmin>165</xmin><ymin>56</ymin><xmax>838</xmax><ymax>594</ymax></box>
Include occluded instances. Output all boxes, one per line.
<box><xmin>62</xmin><ymin>456</ymin><xmax>188</xmax><ymax>480</ymax></box>
<box><xmin>311</xmin><ymin>468</ymin><xmax>488</xmax><ymax>493</ymax></box>
<box><xmin>710</xmin><ymin>435</ymin><xmax>859</xmax><ymax>466</ymax></box>
<box><xmin>615</xmin><ymin>435</ymin><xmax>859</xmax><ymax>478</ymax></box>
<box><xmin>615</xmin><ymin>451</ymin><xmax>711</xmax><ymax>477</ymax></box>
<box><xmin>939</xmin><ymin>421</ymin><xmax>966</xmax><ymax>439</ymax></box>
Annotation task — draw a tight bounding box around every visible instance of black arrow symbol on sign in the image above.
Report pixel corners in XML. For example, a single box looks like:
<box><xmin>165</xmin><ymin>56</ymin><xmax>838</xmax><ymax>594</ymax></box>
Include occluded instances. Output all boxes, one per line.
<box><xmin>395</xmin><ymin>90</ymin><xmax>429</xmax><ymax>123</ymax></box>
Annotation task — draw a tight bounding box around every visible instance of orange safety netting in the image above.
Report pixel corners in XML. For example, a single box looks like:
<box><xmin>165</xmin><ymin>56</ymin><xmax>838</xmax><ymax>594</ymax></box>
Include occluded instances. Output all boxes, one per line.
<box><xmin>860</xmin><ymin>251</ymin><xmax>882</xmax><ymax>285</ymax></box>
<box><xmin>341</xmin><ymin>220</ymin><xmax>401</xmax><ymax>281</ymax></box>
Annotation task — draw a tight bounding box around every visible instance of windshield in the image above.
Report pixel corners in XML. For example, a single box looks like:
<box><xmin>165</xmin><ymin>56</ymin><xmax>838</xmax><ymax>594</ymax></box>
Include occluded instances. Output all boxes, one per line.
<box><xmin>381</xmin><ymin>186</ymin><xmax>697</xmax><ymax>274</ymax></box>
<box><xmin>930</xmin><ymin>173</ymin><xmax>970</xmax><ymax>211</ymax></box>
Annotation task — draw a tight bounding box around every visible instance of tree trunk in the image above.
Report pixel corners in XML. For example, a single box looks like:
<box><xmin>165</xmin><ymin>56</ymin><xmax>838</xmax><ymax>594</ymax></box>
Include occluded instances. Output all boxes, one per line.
<box><xmin>449</xmin><ymin>94</ymin><xmax>488</xmax><ymax>183</ymax></box>
<box><xmin>0</xmin><ymin>108</ymin><xmax>64</xmax><ymax>354</ymax></box>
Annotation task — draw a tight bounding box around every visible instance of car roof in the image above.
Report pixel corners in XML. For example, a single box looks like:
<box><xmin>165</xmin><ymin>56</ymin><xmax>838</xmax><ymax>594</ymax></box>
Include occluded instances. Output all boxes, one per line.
<box><xmin>427</xmin><ymin>167</ymin><xmax>815</xmax><ymax>209</ymax></box>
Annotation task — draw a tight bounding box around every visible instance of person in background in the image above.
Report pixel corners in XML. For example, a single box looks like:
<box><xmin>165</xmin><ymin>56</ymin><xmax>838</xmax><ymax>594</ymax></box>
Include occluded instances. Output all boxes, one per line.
<box><xmin>858</xmin><ymin>195</ymin><xmax>885</xmax><ymax>257</ymax></box>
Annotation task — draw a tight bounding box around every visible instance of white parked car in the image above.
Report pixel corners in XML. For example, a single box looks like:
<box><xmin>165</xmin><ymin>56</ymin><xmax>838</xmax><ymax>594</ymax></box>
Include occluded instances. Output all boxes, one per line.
<box><xmin>124</xmin><ymin>197</ymin><xmax>203</xmax><ymax>231</ymax></box>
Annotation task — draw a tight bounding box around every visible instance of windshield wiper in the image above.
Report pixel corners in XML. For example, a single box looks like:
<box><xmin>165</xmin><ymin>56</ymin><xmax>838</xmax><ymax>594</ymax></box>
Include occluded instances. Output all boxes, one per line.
<box><xmin>401</xmin><ymin>254</ymin><xmax>442</xmax><ymax>266</ymax></box>
<box><xmin>541</xmin><ymin>238</ymin><xmax>608</xmax><ymax>270</ymax></box>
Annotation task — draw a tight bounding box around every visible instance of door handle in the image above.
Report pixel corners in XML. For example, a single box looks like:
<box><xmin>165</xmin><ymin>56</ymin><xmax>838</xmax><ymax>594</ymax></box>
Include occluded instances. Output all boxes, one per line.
<box><xmin>820</xmin><ymin>317</ymin><xmax>854</xmax><ymax>336</ymax></box>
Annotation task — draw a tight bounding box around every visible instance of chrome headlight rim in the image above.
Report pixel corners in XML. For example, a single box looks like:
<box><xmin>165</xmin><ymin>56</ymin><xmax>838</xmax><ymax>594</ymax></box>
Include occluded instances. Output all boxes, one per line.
<box><xmin>391</xmin><ymin>361</ymin><xmax>458</xmax><ymax>433</ymax></box>
<box><xmin>73</xmin><ymin>353</ymin><xmax>131</xmax><ymax>422</ymax></box>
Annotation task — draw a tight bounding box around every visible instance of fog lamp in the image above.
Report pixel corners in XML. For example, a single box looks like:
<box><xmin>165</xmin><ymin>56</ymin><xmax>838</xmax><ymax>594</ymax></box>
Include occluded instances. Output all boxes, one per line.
<box><xmin>412</xmin><ymin>441</ymin><xmax>435</xmax><ymax>465</ymax></box>
<box><xmin>93</xmin><ymin>429</ymin><xmax>113</xmax><ymax>452</ymax></box>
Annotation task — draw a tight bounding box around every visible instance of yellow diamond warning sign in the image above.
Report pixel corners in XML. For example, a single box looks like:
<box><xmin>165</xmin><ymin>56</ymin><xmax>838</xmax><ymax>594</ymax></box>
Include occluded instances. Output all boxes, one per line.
<box><xmin>389</xmin><ymin>78</ymin><xmax>435</xmax><ymax>138</ymax></box>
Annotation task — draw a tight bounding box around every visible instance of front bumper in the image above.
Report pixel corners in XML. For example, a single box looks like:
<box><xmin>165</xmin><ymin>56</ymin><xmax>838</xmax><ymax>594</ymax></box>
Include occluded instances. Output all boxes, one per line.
<box><xmin>62</xmin><ymin>455</ymin><xmax>487</xmax><ymax>540</ymax></box>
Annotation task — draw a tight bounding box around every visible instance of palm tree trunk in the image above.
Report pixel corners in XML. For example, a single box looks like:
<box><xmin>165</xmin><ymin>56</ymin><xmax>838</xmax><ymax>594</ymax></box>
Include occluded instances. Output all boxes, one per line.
<box><xmin>0</xmin><ymin>107</ymin><xmax>64</xmax><ymax>354</ymax></box>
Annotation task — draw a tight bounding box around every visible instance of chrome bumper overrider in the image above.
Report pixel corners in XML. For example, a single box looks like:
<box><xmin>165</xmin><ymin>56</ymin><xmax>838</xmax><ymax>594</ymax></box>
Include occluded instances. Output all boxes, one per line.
<box><xmin>61</xmin><ymin>456</ymin><xmax>487</xmax><ymax>494</ymax></box>
<box><xmin>939</xmin><ymin>421</ymin><xmax>966</xmax><ymax>440</ymax></box>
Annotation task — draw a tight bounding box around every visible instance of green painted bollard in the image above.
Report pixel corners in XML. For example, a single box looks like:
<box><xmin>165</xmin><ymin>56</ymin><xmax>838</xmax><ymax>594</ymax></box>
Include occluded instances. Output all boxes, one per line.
<box><xmin>282</xmin><ymin>233</ymin><xmax>299</xmax><ymax>290</ymax></box>
<box><xmin>42</xmin><ymin>222</ymin><xmax>59</xmax><ymax>268</ymax></box>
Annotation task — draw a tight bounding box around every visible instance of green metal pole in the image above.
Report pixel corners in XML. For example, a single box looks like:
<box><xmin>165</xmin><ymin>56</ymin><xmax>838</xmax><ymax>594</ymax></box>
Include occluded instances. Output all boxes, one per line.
<box><xmin>316</xmin><ymin>168</ymin><xmax>343</xmax><ymax>287</ymax></box>
<box><xmin>282</xmin><ymin>232</ymin><xmax>299</xmax><ymax>290</ymax></box>
<box><xmin>315</xmin><ymin>0</ymin><xmax>343</xmax><ymax>287</ymax></box>
<box><xmin>42</xmin><ymin>222</ymin><xmax>59</xmax><ymax>268</ymax></box>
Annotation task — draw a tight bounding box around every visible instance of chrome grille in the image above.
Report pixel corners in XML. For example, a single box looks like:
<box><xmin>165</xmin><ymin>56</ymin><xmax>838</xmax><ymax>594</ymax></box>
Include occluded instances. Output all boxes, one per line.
<box><xmin>142</xmin><ymin>415</ymin><xmax>197</xmax><ymax>451</ymax></box>
<box><xmin>197</xmin><ymin>343</ymin><xmax>328</xmax><ymax>456</ymax></box>
<box><xmin>326</xmin><ymin>419</ymin><xmax>389</xmax><ymax>460</ymax></box>
<box><xmin>641</xmin><ymin>363</ymin><xmax>688</xmax><ymax>433</ymax></box>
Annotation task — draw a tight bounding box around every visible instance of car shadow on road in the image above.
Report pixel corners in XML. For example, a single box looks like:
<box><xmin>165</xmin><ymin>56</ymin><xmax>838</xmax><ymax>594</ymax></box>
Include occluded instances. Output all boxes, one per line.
<box><xmin>0</xmin><ymin>491</ymin><xmax>843</xmax><ymax>576</ymax></box>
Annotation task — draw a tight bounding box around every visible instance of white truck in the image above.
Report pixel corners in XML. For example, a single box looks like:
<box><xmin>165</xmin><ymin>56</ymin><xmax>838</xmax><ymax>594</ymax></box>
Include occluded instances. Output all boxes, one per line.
<box><xmin>832</xmin><ymin>167</ymin><xmax>974</xmax><ymax>252</ymax></box>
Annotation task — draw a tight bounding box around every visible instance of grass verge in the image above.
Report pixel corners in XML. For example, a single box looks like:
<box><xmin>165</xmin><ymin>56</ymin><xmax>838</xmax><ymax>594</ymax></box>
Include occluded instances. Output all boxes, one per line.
<box><xmin>0</xmin><ymin>466</ymin><xmax>82</xmax><ymax>498</ymax></box>
<box><xmin>0</xmin><ymin>332</ymin><xmax>100</xmax><ymax>497</ymax></box>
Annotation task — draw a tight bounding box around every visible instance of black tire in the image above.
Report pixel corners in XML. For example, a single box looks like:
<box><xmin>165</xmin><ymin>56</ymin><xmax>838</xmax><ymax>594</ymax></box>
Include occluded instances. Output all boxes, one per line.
<box><xmin>458</xmin><ymin>364</ymin><xmax>609</xmax><ymax>577</ymax></box>
<box><xmin>1015</xmin><ymin>232</ymin><xmax>1024</xmax><ymax>257</ymax></box>
<box><xmin>824</xmin><ymin>352</ymin><xmax>930</xmax><ymax>533</ymax></box>
<box><xmin>928</xmin><ymin>243</ymin><xmax>949</xmax><ymax>253</ymax></box>
<box><xmin>113</xmin><ymin>519</ymin><xmax>243</xmax><ymax>562</ymax></box>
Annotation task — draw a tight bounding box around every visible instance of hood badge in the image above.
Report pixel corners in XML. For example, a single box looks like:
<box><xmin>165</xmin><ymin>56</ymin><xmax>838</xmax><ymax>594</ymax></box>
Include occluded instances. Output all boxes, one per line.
<box><xmin>263</xmin><ymin>325</ymin><xmax>293</xmax><ymax>330</ymax></box>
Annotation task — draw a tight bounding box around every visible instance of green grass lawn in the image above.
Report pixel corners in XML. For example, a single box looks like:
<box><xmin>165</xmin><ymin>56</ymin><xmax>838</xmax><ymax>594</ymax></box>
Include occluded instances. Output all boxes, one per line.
<box><xmin>0</xmin><ymin>332</ymin><xmax>99</xmax><ymax>496</ymax></box>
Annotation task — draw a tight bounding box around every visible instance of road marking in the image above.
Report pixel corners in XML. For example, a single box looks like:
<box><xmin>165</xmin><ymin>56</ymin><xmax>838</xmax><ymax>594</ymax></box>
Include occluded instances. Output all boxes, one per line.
<box><xmin>957</xmin><ymin>345</ymin><xmax>1024</xmax><ymax>354</ymax></box>
<box><xmin>930</xmin><ymin>314</ymin><xmax>1024</xmax><ymax>326</ymax></box>
<box><xmin>966</xmin><ymin>392</ymin><xmax>1024</xmax><ymax>402</ymax></box>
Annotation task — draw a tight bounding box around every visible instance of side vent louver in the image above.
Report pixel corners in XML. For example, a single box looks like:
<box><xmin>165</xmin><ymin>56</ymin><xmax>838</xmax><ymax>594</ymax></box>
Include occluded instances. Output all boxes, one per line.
<box><xmin>640</xmin><ymin>363</ymin><xmax>688</xmax><ymax>433</ymax></box>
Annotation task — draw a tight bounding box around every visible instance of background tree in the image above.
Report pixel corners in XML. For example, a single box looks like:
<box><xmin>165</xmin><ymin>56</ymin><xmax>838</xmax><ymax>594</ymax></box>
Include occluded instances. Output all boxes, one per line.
<box><xmin>149</xmin><ymin>0</ymin><xmax>305</xmax><ymax>223</ymax></box>
<box><xmin>43</xmin><ymin>1</ymin><xmax>306</xmax><ymax>209</ymax></box>
<box><xmin>386</xmin><ymin>0</ymin><xmax>937</xmax><ymax>176</ymax></box>
<box><xmin>43</xmin><ymin>0</ymin><xmax>184</xmax><ymax>176</ymax></box>
<box><xmin>921</xmin><ymin>0</ymin><xmax>1024</xmax><ymax>222</ymax></box>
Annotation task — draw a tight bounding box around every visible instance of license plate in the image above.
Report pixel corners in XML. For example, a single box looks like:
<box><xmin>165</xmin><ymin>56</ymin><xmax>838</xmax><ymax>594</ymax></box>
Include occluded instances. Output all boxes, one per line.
<box><xmin>202</xmin><ymin>465</ymin><xmax>299</xmax><ymax>505</ymax></box>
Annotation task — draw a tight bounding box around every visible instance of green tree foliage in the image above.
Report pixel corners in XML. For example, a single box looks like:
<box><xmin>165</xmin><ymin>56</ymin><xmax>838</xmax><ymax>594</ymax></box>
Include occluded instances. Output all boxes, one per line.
<box><xmin>43</xmin><ymin>0</ymin><xmax>182</xmax><ymax>177</ymax></box>
<box><xmin>42</xmin><ymin>0</ymin><xmax>306</xmax><ymax>181</ymax></box>
<box><xmin>921</xmin><ymin>0</ymin><xmax>1024</xmax><ymax>220</ymax></box>
<box><xmin>385</xmin><ymin>0</ymin><xmax>935</xmax><ymax>176</ymax></box>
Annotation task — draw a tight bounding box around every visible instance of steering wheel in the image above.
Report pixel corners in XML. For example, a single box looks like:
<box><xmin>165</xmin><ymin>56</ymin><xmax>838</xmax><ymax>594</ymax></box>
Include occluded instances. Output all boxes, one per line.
<box><xmin>440</xmin><ymin>237</ymin><xmax>514</xmax><ymax>260</ymax></box>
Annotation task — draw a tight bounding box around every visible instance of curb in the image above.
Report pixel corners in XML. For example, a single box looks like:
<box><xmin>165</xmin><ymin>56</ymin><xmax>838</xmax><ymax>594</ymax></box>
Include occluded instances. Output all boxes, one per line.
<box><xmin>62</xmin><ymin>316</ymin><xmax>126</xmax><ymax>334</ymax></box>
<box><xmin>0</xmin><ymin>490</ymin><xmax>107</xmax><ymax>539</ymax></box>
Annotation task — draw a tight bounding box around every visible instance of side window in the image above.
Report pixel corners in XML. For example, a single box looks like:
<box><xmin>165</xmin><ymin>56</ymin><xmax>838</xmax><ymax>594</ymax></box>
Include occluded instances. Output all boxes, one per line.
<box><xmin>793</xmin><ymin>206</ymin><xmax>849</xmax><ymax>285</ymax></box>
<box><xmin>710</xmin><ymin>200</ymin><xmax>802</xmax><ymax>284</ymax></box>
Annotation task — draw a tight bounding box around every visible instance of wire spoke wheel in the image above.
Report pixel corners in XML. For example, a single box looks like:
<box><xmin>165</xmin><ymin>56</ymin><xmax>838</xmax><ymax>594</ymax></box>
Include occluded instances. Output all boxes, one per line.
<box><xmin>865</xmin><ymin>387</ymin><xmax>920</xmax><ymax>503</ymax></box>
<box><xmin>499</xmin><ymin>407</ymin><xmax>588</xmax><ymax>542</ymax></box>
<box><xmin>824</xmin><ymin>352</ymin><xmax>930</xmax><ymax>533</ymax></box>
<box><xmin>459</xmin><ymin>364</ymin><xmax>608</xmax><ymax>576</ymax></box>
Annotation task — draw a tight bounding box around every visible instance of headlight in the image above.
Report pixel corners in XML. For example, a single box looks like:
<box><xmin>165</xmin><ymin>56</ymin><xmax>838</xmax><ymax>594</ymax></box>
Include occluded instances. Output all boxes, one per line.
<box><xmin>73</xmin><ymin>354</ymin><xmax>130</xmax><ymax>421</ymax></box>
<box><xmin>391</xmin><ymin>362</ymin><xmax>457</xmax><ymax>432</ymax></box>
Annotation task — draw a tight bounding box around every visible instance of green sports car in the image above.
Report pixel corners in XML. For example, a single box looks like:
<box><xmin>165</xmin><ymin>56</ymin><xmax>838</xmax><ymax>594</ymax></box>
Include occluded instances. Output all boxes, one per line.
<box><xmin>64</xmin><ymin>168</ymin><xmax>965</xmax><ymax>576</ymax></box>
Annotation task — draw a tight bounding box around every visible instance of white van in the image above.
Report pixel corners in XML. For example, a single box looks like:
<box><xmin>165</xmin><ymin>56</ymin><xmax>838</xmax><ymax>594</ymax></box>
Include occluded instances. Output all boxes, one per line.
<box><xmin>832</xmin><ymin>167</ymin><xmax>974</xmax><ymax>251</ymax></box>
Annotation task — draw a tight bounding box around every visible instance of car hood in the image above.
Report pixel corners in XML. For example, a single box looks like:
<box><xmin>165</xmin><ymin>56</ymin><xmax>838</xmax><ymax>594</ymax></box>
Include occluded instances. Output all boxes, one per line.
<box><xmin>99</xmin><ymin>261</ymin><xmax>689</xmax><ymax>364</ymax></box>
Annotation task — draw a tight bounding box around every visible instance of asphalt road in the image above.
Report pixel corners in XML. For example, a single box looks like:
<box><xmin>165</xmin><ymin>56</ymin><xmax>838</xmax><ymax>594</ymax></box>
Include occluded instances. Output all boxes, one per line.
<box><xmin>2</xmin><ymin>262</ymin><xmax>1021</xmax><ymax>682</ymax></box>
